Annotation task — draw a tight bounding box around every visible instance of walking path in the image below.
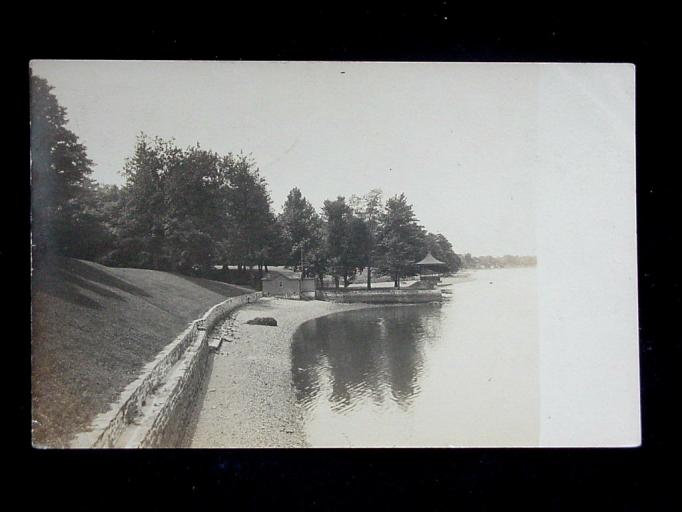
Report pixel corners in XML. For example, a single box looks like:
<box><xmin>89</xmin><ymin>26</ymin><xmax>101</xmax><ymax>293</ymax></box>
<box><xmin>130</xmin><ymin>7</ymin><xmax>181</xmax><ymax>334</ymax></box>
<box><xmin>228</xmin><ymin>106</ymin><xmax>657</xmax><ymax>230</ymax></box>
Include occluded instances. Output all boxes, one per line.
<box><xmin>190</xmin><ymin>297</ymin><xmax>373</xmax><ymax>447</ymax></box>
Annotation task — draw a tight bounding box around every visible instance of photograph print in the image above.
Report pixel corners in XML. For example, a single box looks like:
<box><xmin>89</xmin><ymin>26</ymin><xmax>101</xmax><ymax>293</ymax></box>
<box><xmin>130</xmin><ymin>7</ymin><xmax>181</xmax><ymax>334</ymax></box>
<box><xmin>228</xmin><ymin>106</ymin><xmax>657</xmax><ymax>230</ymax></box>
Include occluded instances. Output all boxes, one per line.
<box><xmin>30</xmin><ymin>61</ymin><xmax>639</xmax><ymax>448</ymax></box>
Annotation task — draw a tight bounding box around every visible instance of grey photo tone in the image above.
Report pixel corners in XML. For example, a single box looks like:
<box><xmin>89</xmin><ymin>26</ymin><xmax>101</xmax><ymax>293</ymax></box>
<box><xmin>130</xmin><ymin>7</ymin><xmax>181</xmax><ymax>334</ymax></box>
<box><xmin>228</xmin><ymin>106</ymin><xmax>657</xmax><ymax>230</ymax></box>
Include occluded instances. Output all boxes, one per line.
<box><xmin>30</xmin><ymin>61</ymin><xmax>638</xmax><ymax>448</ymax></box>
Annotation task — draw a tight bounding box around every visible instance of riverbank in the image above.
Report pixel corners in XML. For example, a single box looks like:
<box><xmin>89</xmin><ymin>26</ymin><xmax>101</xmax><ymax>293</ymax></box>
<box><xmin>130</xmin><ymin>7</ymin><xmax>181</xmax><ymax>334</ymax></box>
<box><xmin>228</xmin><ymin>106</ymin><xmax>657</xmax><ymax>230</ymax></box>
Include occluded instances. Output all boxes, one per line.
<box><xmin>190</xmin><ymin>297</ymin><xmax>379</xmax><ymax>447</ymax></box>
<box><xmin>31</xmin><ymin>256</ymin><xmax>251</xmax><ymax>447</ymax></box>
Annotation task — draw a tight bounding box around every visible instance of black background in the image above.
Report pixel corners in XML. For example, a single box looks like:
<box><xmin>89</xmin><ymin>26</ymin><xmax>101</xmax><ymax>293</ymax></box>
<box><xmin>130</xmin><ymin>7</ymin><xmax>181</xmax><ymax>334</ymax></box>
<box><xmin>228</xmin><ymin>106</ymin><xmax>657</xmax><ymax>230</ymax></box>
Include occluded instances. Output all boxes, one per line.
<box><xmin>9</xmin><ymin>6</ymin><xmax>678</xmax><ymax>509</ymax></box>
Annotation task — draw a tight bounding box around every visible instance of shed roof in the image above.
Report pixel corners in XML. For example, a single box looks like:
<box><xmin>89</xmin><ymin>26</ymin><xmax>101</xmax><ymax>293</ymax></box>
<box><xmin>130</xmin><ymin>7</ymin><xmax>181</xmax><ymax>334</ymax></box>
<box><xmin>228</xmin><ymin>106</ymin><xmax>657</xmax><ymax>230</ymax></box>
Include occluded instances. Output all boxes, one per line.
<box><xmin>261</xmin><ymin>269</ymin><xmax>316</xmax><ymax>281</ymax></box>
<box><xmin>262</xmin><ymin>270</ymin><xmax>301</xmax><ymax>281</ymax></box>
<box><xmin>415</xmin><ymin>252</ymin><xmax>447</xmax><ymax>266</ymax></box>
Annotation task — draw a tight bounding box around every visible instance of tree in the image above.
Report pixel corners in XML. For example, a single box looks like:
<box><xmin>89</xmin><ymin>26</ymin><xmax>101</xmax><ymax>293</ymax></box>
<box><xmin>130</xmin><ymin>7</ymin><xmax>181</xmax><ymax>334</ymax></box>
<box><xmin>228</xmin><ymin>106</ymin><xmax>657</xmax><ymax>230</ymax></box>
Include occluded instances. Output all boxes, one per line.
<box><xmin>262</xmin><ymin>218</ymin><xmax>290</xmax><ymax>271</ymax></box>
<box><xmin>118</xmin><ymin>134</ymin><xmax>178</xmax><ymax>269</ymax></box>
<box><xmin>219</xmin><ymin>153</ymin><xmax>275</xmax><ymax>271</ymax></box>
<box><xmin>304</xmin><ymin>222</ymin><xmax>329</xmax><ymax>284</ymax></box>
<box><xmin>164</xmin><ymin>144</ymin><xmax>222</xmax><ymax>273</ymax></box>
<box><xmin>30</xmin><ymin>71</ymin><xmax>106</xmax><ymax>261</ymax></box>
<box><xmin>348</xmin><ymin>216</ymin><xmax>371</xmax><ymax>284</ymax></box>
<box><xmin>250</xmin><ymin>211</ymin><xmax>284</xmax><ymax>274</ymax></box>
<box><xmin>322</xmin><ymin>197</ymin><xmax>369</xmax><ymax>288</ymax></box>
<box><xmin>110</xmin><ymin>135</ymin><xmax>282</xmax><ymax>277</ymax></box>
<box><xmin>322</xmin><ymin>197</ymin><xmax>349</xmax><ymax>287</ymax></box>
<box><xmin>278</xmin><ymin>188</ymin><xmax>323</xmax><ymax>275</ymax></box>
<box><xmin>375</xmin><ymin>194</ymin><xmax>426</xmax><ymax>288</ymax></box>
<box><xmin>69</xmin><ymin>183</ymin><xmax>118</xmax><ymax>262</ymax></box>
<box><xmin>349</xmin><ymin>189</ymin><xmax>383</xmax><ymax>289</ymax></box>
<box><xmin>424</xmin><ymin>232</ymin><xmax>461</xmax><ymax>274</ymax></box>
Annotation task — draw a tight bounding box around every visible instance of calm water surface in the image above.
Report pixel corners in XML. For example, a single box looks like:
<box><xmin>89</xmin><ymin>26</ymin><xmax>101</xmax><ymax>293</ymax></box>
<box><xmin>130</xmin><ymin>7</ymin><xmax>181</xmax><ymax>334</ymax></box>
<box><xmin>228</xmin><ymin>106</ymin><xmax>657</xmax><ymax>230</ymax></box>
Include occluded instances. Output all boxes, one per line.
<box><xmin>291</xmin><ymin>268</ymin><xmax>539</xmax><ymax>447</ymax></box>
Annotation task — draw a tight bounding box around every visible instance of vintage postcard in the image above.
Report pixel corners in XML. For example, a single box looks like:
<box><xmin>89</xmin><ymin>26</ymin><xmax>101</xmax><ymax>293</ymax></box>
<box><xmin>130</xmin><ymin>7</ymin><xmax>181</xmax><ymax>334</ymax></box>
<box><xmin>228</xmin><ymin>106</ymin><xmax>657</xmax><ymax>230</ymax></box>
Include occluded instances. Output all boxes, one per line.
<box><xmin>30</xmin><ymin>61</ymin><xmax>639</xmax><ymax>448</ymax></box>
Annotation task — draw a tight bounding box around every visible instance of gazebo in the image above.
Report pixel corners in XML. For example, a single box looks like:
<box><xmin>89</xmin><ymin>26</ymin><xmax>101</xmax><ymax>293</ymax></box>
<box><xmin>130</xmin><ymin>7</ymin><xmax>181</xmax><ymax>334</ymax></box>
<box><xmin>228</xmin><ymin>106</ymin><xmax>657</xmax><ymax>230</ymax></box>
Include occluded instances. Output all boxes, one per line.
<box><xmin>415</xmin><ymin>252</ymin><xmax>448</xmax><ymax>284</ymax></box>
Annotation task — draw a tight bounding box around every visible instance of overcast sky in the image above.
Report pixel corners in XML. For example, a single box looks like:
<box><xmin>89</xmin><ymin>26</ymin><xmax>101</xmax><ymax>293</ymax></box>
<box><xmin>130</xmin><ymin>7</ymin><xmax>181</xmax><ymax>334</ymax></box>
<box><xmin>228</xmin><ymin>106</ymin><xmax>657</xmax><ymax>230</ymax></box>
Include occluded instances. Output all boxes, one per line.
<box><xmin>30</xmin><ymin>60</ymin><xmax>630</xmax><ymax>256</ymax></box>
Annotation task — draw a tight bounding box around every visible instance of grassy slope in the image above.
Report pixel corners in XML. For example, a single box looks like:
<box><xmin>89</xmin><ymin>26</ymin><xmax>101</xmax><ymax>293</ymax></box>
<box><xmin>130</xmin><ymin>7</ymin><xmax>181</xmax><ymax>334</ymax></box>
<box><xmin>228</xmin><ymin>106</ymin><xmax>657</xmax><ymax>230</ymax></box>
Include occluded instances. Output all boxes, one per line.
<box><xmin>31</xmin><ymin>257</ymin><xmax>252</xmax><ymax>447</ymax></box>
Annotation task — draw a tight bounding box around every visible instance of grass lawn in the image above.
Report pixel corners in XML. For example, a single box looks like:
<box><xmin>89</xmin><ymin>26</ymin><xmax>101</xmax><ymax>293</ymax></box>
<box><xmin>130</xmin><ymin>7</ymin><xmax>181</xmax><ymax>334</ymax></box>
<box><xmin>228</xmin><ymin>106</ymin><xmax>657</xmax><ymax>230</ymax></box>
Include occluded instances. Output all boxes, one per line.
<box><xmin>31</xmin><ymin>256</ymin><xmax>252</xmax><ymax>447</ymax></box>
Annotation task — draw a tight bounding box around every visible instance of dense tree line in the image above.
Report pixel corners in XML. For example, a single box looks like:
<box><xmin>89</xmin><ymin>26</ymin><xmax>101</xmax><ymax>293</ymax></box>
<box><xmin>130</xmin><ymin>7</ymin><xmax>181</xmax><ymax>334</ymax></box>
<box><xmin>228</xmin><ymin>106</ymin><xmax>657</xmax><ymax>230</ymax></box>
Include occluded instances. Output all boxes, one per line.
<box><xmin>31</xmin><ymin>73</ymin><xmax>463</xmax><ymax>288</ymax></box>
<box><xmin>108</xmin><ymin>136</ymin><xmax>283</xmax><ymax>274</ymax></box>
<box><xmin>282</xmin><ymin>189</ymin><xmax>463</xmax><ymax>288</ymax></box>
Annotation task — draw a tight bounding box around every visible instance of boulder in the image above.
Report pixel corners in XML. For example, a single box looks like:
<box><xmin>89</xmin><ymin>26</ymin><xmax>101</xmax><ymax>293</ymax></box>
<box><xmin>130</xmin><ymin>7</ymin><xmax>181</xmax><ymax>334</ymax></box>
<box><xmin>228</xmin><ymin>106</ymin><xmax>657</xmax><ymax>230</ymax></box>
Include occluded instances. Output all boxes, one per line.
<box><xmin>245</xmin><ymin>317</ymin><xmax>278</xmax><ymax>327</ymax></box>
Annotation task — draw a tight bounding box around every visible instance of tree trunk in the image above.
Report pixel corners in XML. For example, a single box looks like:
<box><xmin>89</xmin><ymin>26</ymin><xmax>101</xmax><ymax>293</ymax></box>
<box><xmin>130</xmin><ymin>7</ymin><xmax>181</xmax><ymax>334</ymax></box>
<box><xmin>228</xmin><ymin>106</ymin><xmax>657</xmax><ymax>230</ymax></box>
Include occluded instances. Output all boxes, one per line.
<box><xmin>367</xmin><ymin>265</ymin><xmax>372</xmax><ymax>289</ymax></box>
<box><xmin>394</xmin><ymin>271</ymin><xmax>400</xmax><ymax>288</ymax></box>
<box><xmin>343</xmin><ymin>273</ymin><xmax>349</xmax><ymax>288</ymax></box>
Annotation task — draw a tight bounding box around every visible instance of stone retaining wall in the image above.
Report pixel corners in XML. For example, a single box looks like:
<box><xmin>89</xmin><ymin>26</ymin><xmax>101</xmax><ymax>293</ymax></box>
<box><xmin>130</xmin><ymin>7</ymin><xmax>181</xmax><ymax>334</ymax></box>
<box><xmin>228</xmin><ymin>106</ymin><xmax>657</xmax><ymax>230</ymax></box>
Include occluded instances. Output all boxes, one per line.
<box><xmin>315</xmin><ymin>288</ymin><xmax>442</xmax><ymax>303</ymax></box>
<box><xmin>71</xmin><ymin>292</ymin><xmax>262</xmax><ymax>448</ymax></box>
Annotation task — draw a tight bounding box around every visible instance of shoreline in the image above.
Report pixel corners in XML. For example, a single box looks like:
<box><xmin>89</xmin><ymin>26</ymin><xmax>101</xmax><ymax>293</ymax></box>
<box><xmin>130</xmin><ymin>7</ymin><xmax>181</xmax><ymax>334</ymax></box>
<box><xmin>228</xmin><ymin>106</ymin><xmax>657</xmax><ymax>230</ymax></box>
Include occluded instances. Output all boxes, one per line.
<box><xmin>189</xmin><ymin>297</ymin><xmax>380</xmax><ymax>448</ymax></box>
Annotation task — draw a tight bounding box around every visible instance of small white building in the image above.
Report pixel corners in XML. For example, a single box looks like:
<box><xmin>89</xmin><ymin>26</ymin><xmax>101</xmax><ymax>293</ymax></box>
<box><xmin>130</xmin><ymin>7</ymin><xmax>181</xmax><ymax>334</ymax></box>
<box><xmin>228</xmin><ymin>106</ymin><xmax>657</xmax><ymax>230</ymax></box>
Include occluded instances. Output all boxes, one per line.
<box><xmin>261</xmin><ymin>270</ymin><xmax>315</xmax><ymax>299</ymax></box>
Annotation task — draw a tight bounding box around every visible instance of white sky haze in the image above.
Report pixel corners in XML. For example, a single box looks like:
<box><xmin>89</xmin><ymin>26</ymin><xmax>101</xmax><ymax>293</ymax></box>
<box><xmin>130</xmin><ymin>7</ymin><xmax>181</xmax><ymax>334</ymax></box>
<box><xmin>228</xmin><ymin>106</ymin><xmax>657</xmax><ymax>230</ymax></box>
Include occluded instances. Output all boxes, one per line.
<box><xmin>30</xmin><ymin>60</ymin><xmax>629</xmax><ymax>256</ymax></box>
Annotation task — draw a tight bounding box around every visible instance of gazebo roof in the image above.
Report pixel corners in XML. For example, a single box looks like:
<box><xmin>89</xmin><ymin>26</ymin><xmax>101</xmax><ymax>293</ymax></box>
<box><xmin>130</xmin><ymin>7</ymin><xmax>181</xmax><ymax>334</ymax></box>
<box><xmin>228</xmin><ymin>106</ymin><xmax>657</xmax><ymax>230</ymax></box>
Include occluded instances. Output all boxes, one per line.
<box><xmin>415</xmin><ymin>252</ymin><xmax>447</xmax><ymax>266</ymax></box>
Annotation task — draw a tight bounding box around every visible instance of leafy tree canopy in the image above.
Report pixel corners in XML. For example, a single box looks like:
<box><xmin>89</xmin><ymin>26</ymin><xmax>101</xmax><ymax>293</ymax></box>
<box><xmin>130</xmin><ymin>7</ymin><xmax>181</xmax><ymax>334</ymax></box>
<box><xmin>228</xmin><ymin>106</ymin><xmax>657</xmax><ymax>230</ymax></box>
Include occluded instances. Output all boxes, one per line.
<box><xmin>31</xmin><ymin>72</ymin><xmax>109</xmax><ymax>261</ymax></box>
<box><xmin>278</xmin><ymin>188</ymin><xmax>323</xmax><ymax>272</ymax></box>
<box><xmin>375</xmin><ymin>193</ymin><xmax>426</xmax><ymax>287</ymax></box>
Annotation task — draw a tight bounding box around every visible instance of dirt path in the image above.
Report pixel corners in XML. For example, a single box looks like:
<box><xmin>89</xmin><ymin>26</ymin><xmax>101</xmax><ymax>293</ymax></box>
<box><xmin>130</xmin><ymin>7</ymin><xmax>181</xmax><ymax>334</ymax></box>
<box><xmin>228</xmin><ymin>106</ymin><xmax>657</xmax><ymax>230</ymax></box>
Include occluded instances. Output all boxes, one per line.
<box><xmin>190</xmin><ymin>298</ymin><xmax>374</xmax><ymax>448</ymax></box>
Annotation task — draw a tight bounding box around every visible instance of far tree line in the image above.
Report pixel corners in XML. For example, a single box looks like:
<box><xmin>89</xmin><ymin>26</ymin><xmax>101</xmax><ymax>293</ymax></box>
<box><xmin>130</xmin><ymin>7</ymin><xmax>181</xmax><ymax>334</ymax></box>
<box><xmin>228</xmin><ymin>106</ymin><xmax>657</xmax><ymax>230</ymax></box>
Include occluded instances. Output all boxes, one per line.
<box><xmin>460</xmin><ymin>254</ymin><xmax>537</xmax><ymax>269</ymax></box>
<box><xmin>31</xmin><ymin>72</ymin><xmax>533</xmax><ymax>289</ymax></box>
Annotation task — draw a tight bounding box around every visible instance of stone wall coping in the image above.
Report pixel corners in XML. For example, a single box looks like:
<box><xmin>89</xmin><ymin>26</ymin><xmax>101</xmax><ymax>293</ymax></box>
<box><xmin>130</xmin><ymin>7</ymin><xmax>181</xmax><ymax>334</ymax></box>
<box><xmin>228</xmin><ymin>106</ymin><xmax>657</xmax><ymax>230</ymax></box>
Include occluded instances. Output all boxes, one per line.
<box><xmin>315</xmin><ymin>288</ymin><xmax>441</xmax><ymax>304</ymax></box>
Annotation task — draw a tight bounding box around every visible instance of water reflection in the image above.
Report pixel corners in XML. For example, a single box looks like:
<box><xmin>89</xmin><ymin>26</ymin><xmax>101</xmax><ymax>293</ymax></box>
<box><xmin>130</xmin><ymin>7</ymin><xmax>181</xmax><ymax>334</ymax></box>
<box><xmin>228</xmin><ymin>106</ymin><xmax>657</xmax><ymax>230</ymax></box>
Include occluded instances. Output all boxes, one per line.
<box><xmin>291</xmin><ymin>304</ymin><xmax>443</xmax><ymax>413</ymax></box>
<box><xmin>291</xmin><ymin>270</ymin><xmax>539</xmax><ymax>447</ymax></box>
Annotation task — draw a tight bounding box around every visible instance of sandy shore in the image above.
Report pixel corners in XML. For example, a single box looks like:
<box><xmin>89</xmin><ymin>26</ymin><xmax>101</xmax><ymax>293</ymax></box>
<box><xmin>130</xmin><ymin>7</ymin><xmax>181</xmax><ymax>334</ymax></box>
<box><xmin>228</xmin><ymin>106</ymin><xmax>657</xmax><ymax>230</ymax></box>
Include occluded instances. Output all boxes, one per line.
<box><xmin>189</xmin><ymin>297</ymin><xmax>375</xmax><ymax>448</ymax></box>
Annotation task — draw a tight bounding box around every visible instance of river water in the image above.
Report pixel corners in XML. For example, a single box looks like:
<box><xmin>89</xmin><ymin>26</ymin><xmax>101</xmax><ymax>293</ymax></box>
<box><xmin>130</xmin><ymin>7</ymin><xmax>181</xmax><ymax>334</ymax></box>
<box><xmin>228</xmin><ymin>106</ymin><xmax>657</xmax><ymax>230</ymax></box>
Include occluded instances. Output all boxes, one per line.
<box><xmin>291</xmin><ymin>268</ymin><xmax>539</xmax><ymax>447</ymax></box>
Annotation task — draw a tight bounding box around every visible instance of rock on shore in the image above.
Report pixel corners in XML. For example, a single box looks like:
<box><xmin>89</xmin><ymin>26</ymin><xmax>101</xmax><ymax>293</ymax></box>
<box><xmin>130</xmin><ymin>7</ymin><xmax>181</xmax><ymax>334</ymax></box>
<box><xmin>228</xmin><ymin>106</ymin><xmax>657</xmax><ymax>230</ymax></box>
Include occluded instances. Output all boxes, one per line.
<box><xmin>190</xmin><ymin>297</ymin><xmax>373</xmax><ymax>448</ymax></box>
